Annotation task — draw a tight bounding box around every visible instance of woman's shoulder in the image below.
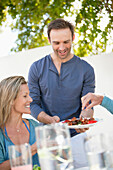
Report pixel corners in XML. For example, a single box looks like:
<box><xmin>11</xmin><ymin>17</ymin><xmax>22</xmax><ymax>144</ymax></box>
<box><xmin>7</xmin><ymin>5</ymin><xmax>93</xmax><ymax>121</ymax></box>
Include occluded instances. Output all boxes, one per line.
<box><xmin>27</xmin><ymin>119</ymin><xmax>40</xmax><ymax>127</ymax></box>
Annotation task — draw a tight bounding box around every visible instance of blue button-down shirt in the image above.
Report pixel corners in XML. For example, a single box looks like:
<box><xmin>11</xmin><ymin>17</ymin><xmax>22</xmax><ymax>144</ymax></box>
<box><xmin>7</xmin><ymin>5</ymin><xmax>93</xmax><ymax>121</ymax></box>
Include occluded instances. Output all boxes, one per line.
<box><xmin>28</xmin><ymin>55</ymin><xmax>95</xmax><ymax>136</ymax></box>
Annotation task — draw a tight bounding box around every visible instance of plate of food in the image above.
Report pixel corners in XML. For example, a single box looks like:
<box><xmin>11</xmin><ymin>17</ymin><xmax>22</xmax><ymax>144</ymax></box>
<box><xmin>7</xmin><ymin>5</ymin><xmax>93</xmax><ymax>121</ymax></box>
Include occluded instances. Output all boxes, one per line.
<box><xmin>62</xmin><ymin>117</ymin><xmax>102</xmax><ymax>129</ymax></box>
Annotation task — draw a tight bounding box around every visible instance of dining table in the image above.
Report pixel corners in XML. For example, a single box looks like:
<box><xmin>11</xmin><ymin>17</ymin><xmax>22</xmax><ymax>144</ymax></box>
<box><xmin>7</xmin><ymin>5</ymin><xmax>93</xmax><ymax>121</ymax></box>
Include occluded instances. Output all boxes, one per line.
<box><xmin>23</xmin><ymin>113</ymin><xmax>113</xmax><ymax>170</ymax></box>
<box><xmin>76</xmin><ymin>167</ymin><xmax>89</xmax><ymax>170</ymax></box>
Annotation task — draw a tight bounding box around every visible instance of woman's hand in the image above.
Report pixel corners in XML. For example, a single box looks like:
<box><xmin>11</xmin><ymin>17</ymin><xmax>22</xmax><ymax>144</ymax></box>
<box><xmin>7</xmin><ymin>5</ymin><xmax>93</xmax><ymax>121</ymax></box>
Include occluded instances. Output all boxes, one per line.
<box><xmin>81</xmin><ymin>93</ymin><xmax>104</xmax><ymax>110</ymax></box>
<box><xmin>31</xmin><ymin>142</ymin><xmax>37</xmax><ymax>156</ymax></box>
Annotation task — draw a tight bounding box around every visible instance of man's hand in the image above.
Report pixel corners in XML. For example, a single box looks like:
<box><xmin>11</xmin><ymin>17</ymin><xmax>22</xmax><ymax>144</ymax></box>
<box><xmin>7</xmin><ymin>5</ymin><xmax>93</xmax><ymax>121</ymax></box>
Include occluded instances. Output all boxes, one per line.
<box><xmin>75</xmin><ymin>128</ymin><xmax>89</xmax><ymax>133</ymax></box>
<box><xmin>81</xmin><ymin>92</ymin><xmax>104</xmax><ymax>111</ymax></box>
<box><xmin>52</xmin><ymin>115</ymin><xmax>60</xmax><ymax>123</ymax></box>
<box><xmin>37</xmin><ymin>111</ymin><xmax>60</xmax><ymax>124</ymax></box>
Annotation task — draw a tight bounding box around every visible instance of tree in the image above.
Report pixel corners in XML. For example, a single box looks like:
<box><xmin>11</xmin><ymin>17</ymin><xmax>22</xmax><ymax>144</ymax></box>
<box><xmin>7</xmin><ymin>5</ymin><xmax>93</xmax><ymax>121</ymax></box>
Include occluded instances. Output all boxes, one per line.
<box><xmin>0</xmin><ymin>0</ymin><xmax>113</xmax><ymax>57</ymax></box>
<box><xmin>73</xmin><ymin>0</ymin><xmax>113</xmax><ymax>56</ymax></box>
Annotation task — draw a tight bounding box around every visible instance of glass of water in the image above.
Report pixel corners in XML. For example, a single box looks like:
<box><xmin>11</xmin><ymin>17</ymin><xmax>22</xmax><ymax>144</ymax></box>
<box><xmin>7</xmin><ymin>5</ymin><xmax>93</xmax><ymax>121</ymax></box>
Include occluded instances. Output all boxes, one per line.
<box><xmin>8</xmin><ymin>143</ymin><xmax>32</xmax><ymax>170</ymax></box>
<box><xmin>101</xmin><ymin>133</ymin><xmax>113</xmax><ymax>169</ymax></box>
<box><xmin>84</xmin><ymin>134</ymin><xmax>106</xmax><ymax>170</ymax></box>
<box><xmin>35</xmin><ymin>123</ymin><xmax>74</xmax><ymax>170</ymax></box>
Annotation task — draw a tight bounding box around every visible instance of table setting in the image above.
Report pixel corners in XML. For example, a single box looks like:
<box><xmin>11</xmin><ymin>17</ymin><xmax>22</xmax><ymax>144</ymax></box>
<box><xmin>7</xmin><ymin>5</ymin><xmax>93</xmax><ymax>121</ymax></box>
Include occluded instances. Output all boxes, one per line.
<box><xmin>8</xmin><ymin>143</ymin><xmax>32</xmax><ymax>170</ymax></box>
<box><xmin>8</xmin><ymin>114</ymin><xmax>113</xmax><ymax>170</ymax></box>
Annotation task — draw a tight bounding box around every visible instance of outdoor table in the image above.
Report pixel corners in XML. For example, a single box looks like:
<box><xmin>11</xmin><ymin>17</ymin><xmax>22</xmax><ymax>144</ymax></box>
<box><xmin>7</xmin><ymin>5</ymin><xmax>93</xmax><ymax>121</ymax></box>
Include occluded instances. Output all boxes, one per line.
<box><xmin>75</xmin><ymin>167</ymin><xmax>89</xmax><ymax>170</ymax></box>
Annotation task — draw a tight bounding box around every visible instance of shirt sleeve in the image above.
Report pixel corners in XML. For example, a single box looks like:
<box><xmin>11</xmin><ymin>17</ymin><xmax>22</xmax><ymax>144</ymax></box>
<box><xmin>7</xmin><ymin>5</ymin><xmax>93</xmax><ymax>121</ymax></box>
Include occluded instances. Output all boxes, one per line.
<box><xmin>101</xmin><ymin>96</ymin><xmax>113</xmax><ymax>114</ymax></box>
<box><xmin>28</xmin><ymin>62</ymin><xmax>44</xmax><ymax>119</ymax></box>
<box><xmin>81</xmin><ymin>62</ymin><xmax>95</xmax><ymax>97</ymax></box>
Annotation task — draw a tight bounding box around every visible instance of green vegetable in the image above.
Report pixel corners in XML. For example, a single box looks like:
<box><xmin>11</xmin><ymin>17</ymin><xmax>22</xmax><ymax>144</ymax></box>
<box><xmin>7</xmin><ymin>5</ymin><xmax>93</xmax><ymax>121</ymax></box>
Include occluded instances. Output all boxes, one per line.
<box><xmin>77</xmin><ymin>121</ymin><xmax>82</xmax><ymax>125</ymax></box>
<box><xmin>33</xmin><ymin>165</ymin><xmax>41</xmax><ymax>170</ymax></box>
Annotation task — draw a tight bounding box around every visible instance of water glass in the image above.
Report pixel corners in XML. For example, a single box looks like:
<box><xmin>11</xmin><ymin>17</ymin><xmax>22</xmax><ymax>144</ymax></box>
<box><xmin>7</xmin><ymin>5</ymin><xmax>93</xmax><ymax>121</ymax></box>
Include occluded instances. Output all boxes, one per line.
<box><xmin>35</xmin><ymin>123</ymin><xmax>74</xmax><ymax>170</ymax></box>
<box><xmin>84</xmin><ymin>134</ymin><xmax>106</xmax><ymax>170</ymax></box>
<box><xmin>101</xmin><ymin>134</ymin><xmax>113</xmax><ymax>169</ymax></box>
<box><xmin>8</xmin><ymin>143</ymin><xmax>32</xmax><ymax>170</ymax></box>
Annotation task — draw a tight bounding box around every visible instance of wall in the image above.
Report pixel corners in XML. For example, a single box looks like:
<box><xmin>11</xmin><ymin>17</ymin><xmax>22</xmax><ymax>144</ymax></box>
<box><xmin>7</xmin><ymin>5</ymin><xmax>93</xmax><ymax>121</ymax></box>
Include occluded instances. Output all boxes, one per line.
<box><xmin>0</xmin><ymin>45</ymin><xmax>52</xmax><ymax>81</ymax></box>
<box><xmin>84</xmin><ymin>52</ymin><xmax>113</xmax><ymax>119</ymax></box>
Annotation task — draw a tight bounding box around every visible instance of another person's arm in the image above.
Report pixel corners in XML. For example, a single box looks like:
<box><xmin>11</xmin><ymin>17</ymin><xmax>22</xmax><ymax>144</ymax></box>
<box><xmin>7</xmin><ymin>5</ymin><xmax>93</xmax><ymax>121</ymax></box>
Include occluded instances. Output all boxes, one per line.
<box><xmin>101</xmin><ymin>96</ymin><xmax>113</xmax><ymax>114</ymax></box>
<box><xmin>81</xmin><ymin>93</ymin><xmax>113</xmax><ymax>114</ymax></box>
<box><xmin>81</xmin><ymin>93</ymin><xmax>104</xmax><ymax>110</ymax></box>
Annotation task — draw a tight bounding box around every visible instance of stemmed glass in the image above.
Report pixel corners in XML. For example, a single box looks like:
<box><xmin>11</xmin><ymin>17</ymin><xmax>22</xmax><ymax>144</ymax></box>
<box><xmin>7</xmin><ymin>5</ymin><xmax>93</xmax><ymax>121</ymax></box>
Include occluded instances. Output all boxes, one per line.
<box><xmin>35</xmin><ymin>123</ymin><xmax>74</xmax><ymax>170</ymax></box>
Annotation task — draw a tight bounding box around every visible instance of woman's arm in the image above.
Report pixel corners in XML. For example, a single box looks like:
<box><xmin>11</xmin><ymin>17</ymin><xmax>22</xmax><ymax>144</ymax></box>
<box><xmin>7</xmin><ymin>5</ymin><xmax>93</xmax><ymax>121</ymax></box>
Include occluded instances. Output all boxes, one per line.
<box><xmin>81</xmin><ymin>93</ymin><xmax>104</xmax><ymax>110</ymax></box>
<box><xmin>0</xmin><ymin>160</ymin><xmax>11</xmax><ymax>170</ymax></box>
<box><xmin>101</xmin><ymin>96</ymin><xmax>113</xmax><ymax>114</ymax></box>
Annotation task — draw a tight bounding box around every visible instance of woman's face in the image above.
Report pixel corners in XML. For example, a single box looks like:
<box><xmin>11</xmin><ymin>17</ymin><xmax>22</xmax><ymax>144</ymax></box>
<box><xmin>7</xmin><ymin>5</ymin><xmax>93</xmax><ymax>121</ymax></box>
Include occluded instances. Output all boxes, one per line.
<box><xmin>12</xmin><ymin>84</ymin><xmax>32</xmax><ymax>114</ymax></box>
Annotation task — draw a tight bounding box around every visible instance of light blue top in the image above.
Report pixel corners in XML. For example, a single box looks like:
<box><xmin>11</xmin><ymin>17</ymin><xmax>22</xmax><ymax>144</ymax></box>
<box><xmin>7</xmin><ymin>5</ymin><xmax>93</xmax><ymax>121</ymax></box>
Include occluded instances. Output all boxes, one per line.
<box><xmin>0</xmin><ymin>119</ymin><xmax>40</xmax><ymax>167</ymax></box>
<box><xmin>101</xmin><ymin>96</ymin><xmax>113</xmax><ymax>114</ymax></box>
<box><xmin>28</xmin><ymin>54</ymin><xmax>95</xmax><ymax>137</ymax></box>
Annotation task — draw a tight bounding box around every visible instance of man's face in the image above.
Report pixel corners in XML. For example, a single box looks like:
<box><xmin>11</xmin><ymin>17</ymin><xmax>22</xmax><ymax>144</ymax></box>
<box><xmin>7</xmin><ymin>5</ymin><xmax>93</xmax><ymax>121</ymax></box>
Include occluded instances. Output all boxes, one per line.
<box><xmin>49</xmin><ymin>28</ymin><xmax>73</xmax><ymax>60</ymax></box>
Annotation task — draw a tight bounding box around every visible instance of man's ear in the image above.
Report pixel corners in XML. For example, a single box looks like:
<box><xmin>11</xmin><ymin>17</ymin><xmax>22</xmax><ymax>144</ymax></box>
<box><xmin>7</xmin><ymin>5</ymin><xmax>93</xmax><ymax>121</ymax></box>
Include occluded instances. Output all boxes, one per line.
<box><xmin>48</xmin><ymin>37</ymin><xmax>51</xmax><ymax>44</ymax></box>
<box><xmin>72</xmin><ymin>34</ymin><xmax>75</xmax><ymax>41</ymax></box>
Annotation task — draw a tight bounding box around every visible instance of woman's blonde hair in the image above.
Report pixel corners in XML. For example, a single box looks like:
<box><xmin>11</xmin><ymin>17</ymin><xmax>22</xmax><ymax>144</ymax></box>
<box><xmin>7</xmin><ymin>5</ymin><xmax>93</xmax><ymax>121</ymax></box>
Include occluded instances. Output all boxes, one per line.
<box><xmin>0</xmin><ymin>76</ymin><xmax>27</xmax><ymax>129</ymax></box>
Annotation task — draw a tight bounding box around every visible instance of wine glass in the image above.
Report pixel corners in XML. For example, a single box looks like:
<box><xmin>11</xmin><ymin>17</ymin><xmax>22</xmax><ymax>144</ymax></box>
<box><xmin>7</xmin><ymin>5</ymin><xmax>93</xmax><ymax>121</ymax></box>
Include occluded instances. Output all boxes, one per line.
<box><xmin>35</xmin><ymin>123</ymin><xmax>74</xmax><ymax>170</ymax></box>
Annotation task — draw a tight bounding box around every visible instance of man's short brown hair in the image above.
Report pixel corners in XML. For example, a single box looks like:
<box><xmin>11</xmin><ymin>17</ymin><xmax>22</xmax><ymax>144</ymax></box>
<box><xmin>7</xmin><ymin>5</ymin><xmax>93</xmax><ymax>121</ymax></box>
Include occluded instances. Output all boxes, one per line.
<box><xmin>47</xmin><ymin>18</ymin><xmax>75</xmax><ymax>41</ymax></box>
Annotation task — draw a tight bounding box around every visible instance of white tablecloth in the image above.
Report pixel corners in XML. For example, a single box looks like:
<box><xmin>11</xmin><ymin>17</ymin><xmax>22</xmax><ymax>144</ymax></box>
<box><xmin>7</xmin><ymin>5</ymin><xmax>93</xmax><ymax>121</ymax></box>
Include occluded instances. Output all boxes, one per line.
<box><xmin>75</xmin><ymin>167</ymin><xmax>89</xmax><ymax>170</ymax></box>
<box><xmin>71</xmin><ymin>133</ymin><xmax>88</xmax><ymax>169</ymax></box>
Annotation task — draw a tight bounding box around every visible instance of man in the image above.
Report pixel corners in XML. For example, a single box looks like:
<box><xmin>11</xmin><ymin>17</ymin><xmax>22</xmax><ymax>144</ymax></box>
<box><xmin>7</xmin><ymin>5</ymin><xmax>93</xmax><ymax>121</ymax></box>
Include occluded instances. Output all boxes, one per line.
<box><xmin>28</xmin><ymin>18</ymin><xmax>95</xmax><ymax>137</ymax></box>
<box><xmin>81</xmin><ymin>92</ymin><xmax>113</xmax><ymax>114</ymax></box>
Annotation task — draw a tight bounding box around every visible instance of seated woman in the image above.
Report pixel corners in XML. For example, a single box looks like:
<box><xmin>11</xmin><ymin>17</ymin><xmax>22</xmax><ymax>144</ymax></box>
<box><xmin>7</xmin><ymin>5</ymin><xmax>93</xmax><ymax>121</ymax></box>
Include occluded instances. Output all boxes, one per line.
<box><xmin>0</xmin><ymin>76</ymin><xmax>40</xmax><ymax>169</ymax></box>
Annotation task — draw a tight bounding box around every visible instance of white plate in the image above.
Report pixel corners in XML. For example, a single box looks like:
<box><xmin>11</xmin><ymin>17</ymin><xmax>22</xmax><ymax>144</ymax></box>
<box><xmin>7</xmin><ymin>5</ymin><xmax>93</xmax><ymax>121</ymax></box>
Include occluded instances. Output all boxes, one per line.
<box><xmin>63</xmin><ymin>118</ymin><xmax>102</xmax><ymax>129</ymax></box>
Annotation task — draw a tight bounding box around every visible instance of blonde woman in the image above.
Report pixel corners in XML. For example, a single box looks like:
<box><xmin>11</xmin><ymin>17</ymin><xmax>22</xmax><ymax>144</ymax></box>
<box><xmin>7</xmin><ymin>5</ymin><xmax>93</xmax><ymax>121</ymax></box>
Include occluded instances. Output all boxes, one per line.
<box><xmin>0</xmin><ymin>76</ymin><xmax>40</xmax><ymax>169</ymax></box>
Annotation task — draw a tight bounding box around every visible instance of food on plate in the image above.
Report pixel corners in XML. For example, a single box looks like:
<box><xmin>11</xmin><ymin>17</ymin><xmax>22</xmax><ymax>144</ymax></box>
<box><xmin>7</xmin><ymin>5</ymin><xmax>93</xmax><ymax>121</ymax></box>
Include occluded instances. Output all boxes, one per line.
<box><xmin>62</xmin><ymin>117</ymin><xmax>97</xmax><ymax>126</ymax></box>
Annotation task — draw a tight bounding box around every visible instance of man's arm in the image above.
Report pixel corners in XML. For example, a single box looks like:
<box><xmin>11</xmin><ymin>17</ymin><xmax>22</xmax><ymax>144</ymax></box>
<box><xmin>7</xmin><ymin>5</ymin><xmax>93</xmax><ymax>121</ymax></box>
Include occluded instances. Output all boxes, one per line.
<box><xmin>81</xmin><ymin>60</ymin><xmax>95</xmax><ymax>118</ymax></box>
<box><xmin>28</xmin><ymin>63</ymin><xmax>60</xmax><ymax>124</ymax></box>
<box><xmin>28</xmin><ymin>62</ymin><xmax>46</xmax><ymax>120</ymax></box>
<box><xmin>37</xmin><ymin>111</ymin><xmax>60</xmax><ymax>124</ymax></box>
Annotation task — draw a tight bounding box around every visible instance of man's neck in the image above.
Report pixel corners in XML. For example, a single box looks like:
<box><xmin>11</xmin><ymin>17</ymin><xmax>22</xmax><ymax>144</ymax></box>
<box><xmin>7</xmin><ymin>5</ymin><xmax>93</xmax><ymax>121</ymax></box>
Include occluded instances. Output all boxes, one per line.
<box><xmin>51</xmin><ymin>53</ymin><xmax>74</xmax><ymax>64</ymax></box>
<box><xmin>50</xmin><ymin>53</ymin><xmax>74</xmax><ymax>75</ymax></box>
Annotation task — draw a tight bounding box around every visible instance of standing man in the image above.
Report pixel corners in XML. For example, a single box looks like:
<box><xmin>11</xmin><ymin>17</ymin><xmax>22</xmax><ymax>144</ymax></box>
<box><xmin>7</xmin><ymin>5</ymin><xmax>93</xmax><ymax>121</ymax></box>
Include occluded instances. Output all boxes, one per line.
<box><xmin>28</xmin><ymin>18</ymin><xmax>95</xmax><ymax>137</ymax></box>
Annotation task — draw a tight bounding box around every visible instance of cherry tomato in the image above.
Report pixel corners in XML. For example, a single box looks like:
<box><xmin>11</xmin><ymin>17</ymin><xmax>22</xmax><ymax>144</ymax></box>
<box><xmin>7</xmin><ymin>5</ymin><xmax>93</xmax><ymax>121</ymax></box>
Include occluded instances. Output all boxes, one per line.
<box><xmin>88</xmin><ymin>120</ymin><xmax>97</xmax><ymax>124</ymax></box>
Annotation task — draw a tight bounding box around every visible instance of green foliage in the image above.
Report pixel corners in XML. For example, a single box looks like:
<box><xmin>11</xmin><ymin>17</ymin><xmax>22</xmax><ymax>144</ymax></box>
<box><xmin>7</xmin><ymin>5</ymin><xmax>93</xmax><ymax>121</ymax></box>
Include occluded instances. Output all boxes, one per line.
<box><xmin>0</xmin><ymin>0</ymin><xmax>113</xmax><ymax>56</ymax></box>
<box><xmin>73</xmin><ymin>0</ymin><xmax>113</xmax><ymax>56</ymax></box>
